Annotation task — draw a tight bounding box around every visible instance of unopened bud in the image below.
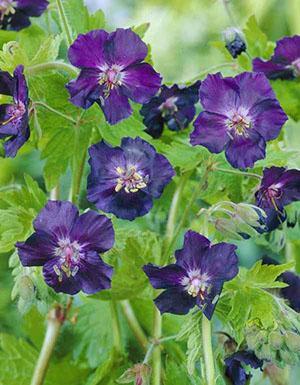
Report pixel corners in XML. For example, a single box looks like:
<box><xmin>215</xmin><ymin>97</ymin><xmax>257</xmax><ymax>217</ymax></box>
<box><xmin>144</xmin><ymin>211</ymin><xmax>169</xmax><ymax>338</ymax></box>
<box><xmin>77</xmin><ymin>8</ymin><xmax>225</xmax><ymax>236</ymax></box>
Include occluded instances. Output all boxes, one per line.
<box><xmin>269</xmin><ymin>331</ymin><xmax>284</xmax><ymax>350</ymax></box>
<box><xmin>284</xmin><ymin>332</ymin><xmax>300</xmax><ymax>352</ymax></box>
<box><xmin>223</xmin><ymin>28</ymin><xmax>247</xmax><ymax>58</ymax></box>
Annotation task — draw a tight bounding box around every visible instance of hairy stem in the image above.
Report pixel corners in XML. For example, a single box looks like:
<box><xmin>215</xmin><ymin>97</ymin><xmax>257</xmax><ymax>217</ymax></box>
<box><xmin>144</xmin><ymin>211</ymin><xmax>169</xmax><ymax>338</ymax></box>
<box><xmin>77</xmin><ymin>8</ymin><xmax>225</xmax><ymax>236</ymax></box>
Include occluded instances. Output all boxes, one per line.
<box><xmin>111</xmin><ymin>301</ymin><xmax>122</xmax><ymax>353</ymax></box>
<box><xmin>120</xmin><ymin>300</ymin><xmax>148</xmax><ymax>351</ymax></box>
<box><xmin>202</xmin><ymin>316</ymin><xmax>215</xmax><ymax>385</ymax></box>
<box><xmin>30</xmin><ymin>306</ymin><xmax>64</xmax><ymax>385</ymax></box>
<box><xmin>33</xmin><ymin>101</ymin><xmax>77</xmax><ymax>124</ymax></box>
<box><xmin>55</xmin><ymin>0</ymin><xmax>73</xmax><ymax>46</ymax></box>
<box><xmin>26</xmin><ymin>62</ymin><xmax>78</xmax><ymax>77</ymax></box>
<box><xmin>214</xmin><ymin>167</ymin><xmax>262</xmax><ymax>180</ymax></box>
<box><xmin>152</xmin><ymin>307</ymin><xmax>162</xmax><ymax>385</ymax></box>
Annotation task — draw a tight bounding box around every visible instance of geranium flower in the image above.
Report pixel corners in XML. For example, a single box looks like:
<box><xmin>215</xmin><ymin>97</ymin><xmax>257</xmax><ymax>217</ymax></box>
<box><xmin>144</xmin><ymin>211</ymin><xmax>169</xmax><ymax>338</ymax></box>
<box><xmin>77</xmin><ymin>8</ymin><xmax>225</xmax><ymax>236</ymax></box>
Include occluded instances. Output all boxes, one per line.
<box><xmin>87</xmin><ymin>137</ymin><xmax>175</xmax><ymax>221</ymax></box>
<box><xmin>255</xmin><ymin>167</ymin><xmax>300</xmax><ymax>231</ymax></box>
<box><xmin>0</xmin><ymin>65</ymin><xmax>30</xmax><ymax>157</ymax></box>
<box><xmin>66</xmin><ymin>28</ymin><xmax>162</xmax><ymax>125</ymax></box>
<box><xmin>140</xmin><ymin>81</ymin><xmax>200</xmax><ymax>138</ymax></box>
<box><xmin>253</xmin><ymin>35</ymin><xmax>300</xmax><ymax>80</ymax></box>
<box><xmin>16</xmin><ymin>201</ymin><xmax>114</xmax><ymax>295</ymax></box>
<box><xmin>0</xmin><ymin>0</ymin><xmax>49</xmax><ymax>31</ymax></box>
<box><xmin>143</xmin><ymin>230</ymin><xmax>238</xmax><ymax>319</ymax></box>
<box><xmin>190</xmin><ymin>72</ymin><xmax>288</xmax><ymax>169</ymax></box>
<box><xmin>225</xmin><ymin>351</ymin><xmax>263</xmax><ymax>385</ymax></box>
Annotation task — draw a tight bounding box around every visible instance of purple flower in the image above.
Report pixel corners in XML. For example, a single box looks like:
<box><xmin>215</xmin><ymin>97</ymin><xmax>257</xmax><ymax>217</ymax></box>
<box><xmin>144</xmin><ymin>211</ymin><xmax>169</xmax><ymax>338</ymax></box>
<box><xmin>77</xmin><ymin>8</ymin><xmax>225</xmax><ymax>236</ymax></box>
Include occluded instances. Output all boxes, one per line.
<box><xmin>16</xmin><ymin>201</ymin><xmax>114</xmax><ymax>295</ymax></box>
<box><xmin>255</xmin><ymin>167</ymin><xmax>300</xmax><ymax>231</ymax></box>
<box><xmin>190</xmin><ymin>72</ymin><xmax>288</xmax><ymax>169</ymax></box>
<box><xmin>0</xmin><ymin>65</ymin><xmax>30</xmax><ymax>157</ymax></box>
<box><xmin>253</xmin><ymin>35</ymin><xmax>300</xmax><ymax>80</ymax></box>
<box><xmin>143</xmin><ymin>230</ymin><xmax>238</xmax><ymax>319</ymax></box>
<box><xmin>140</xmin><ymin>81</ymin><xmax>200</xmax><ymax>139</ymax></box>
<box><xmin>225</xmin><ymin>351</ymin><xmax>263</xmax><ymax>385</ymax></box>
<box><xmin>66</xmin><ymin>28</ymin><xmax>162</xmax><ymax>125</ymax></box>
<box><xmin>0</xmin><ymin>0</ymin><xmax>49</xmax><ymax>31</ymax></box>
<box><xmin>87</xmin><ymin>137</ymin><xmax>175</xmax><ymax>221</ymax></box>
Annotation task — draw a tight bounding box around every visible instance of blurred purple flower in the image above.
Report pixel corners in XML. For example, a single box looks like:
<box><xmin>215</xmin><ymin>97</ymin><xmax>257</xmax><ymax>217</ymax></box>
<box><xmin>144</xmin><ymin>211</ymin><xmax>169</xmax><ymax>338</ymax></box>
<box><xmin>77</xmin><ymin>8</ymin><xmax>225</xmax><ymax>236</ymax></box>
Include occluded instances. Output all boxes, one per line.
<box><xmin>16</xmin><ymin>201</ymin><xmax>114</xmax><ymax>295</ymax></box>
<box><xmin>255</xmin><ymin>166</ymin><xmax>300</xmax><ymax>231</ymax></box>
<box><xmin>0</xmin><ymin>0</ymin><xmax>49</xmax><ymax>31</ymax></box>
<box><xmin>190</xmin><ymin>72</ymin><xmax>288</xmax><ymax>169</ymax></box>
<box><xmin>87</xmin><ymin>137</ymin><xmax>175</xmax><ymax>221</ymax></box>
<box><xmin>140</xmin><ymin>81</ymin><xmax>200</xmax><ymax>138</ymax></box>
<box><xmin>225</xmin><ymin>351</ymin><xmax>263</xmax><ymax>385</ymax></box>
<box><xmin>0</xmin><ymin>65</ymin><xmax>30</xmax><ymax>157</ymax></box>
<box><xmin>66</xmin><ymin>28</ymin><xmax>162</xmax><ymax>125</ymax></box>
<box><xmin>253</xmin><ymin>35</ymin><xmax>300</xmax><ymax>80</ymax></box>
<box><xmin>143</xmin><ymin>230</ymin><xmax>238</xmax><ymax>319</ymax></box>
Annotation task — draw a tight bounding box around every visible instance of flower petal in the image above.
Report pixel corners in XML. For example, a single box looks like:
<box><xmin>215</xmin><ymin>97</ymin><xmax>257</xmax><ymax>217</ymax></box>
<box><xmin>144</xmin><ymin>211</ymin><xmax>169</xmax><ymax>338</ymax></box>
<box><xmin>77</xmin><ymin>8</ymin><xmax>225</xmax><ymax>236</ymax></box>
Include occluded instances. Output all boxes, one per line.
<box><xmin>190</xmin><ymin>111</ymin><xmax>230</xmax><ymax>153</ymax></box>
<box><xmin>149</xmin><ymin>153</ymin><xmax>175</xmax><ymax>198</ymax></box>
<box><xmin>71</xmin><ymin>211</ymin><xmax>114</xmax><ymax>253</ymax></box>
<box><xmin>122</xmin><ymin>63</ymin><xmax>162</xmax><ymax>104</ymax></box>
<box><xmin>14</xmin><ymin>65</ymin><xmax>28</xmax><ymax>104</ymax></box>
<box><xmin>143</xmin><ymin>263</ymin><xmax>187</xmax><ymax>289</ymax></box>
<box><xmin>3</xmin><ymin>121</ymin><xmax>30</xmax><ymax>158</ymax></box>
<box><xmin>0</xmin><ymin>70</ymin><xmax>14</xmax><ymax>96</ymax></box>
<box><xmin>274</xmin><ymin>35</ymin><xmax>300</xmax><ymax>63</ymax></box>
<box><xmin>68</xmin><ymin>30</ymin><xmax>109</xmax><ymax>69</ymax></box>
<box><xmin>278</xmin><ymin>169</ymin><xmax>300</xmax><ymax>205</ymax></box>
<box><xmin>252</xmin><ymin>58</ymin><xmax>293</xmax><ymax>80</ymax></box>
<box><xmin>16</xmin><ymin>0</ymin><xmax>49</xmax><ymax>16</ymax></box>
<box><xmin>154</xmin><ymin>287</ymin><xmax>196</xmax><ymax>315</ymax></box>
<box><xmin>104</xmin><ymin>28</ymin><xmax>148</xmax><ymax>67</ymax></box>
<box><xmin>98</xmin><ymin>87</ymin><xmax>132</xmax><ymax>125</ymax></box>
<box><xmin>66</xmin><ymin>68</ymin><xmax>102</xmax><ymax>109</ymax></box>
<box><xmin>196</xmin><ymin>281</ymin><xmax>223</xmax><ymax>320</ymax></box>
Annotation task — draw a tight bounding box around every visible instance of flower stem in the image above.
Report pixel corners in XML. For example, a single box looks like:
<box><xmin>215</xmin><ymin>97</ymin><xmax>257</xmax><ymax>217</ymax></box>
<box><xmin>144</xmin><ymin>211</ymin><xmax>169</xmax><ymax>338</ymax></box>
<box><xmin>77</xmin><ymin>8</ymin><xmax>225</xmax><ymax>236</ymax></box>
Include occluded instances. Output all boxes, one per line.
<box><xmin>152</xmin><ymin>307</ymin><xmax>162</xmax><ymax>385</ymax></box>
<box><xmin>223</xmin><ymin>0</ymin><xmax>238</xmax><ymax>27</ymax></box>
<box><xmin>110</xmin><ymin>301</ymin><xmax>122</xmax><ymax>353</ymax></box>
<box><xmin>214</xmin><ymin>167</ymin><xmax>262</xmax><ymax>180</ymax></box>
<box><xmin>26</xmin><ymin>62</ymin><xmax>78</xmax><ymax>77</ymax></box>
<box><xmin>55</xmin><ymin>0</ymin><xmax>73</xmax><ymax>46</ymax></box>
<box><xmin>202</xmin><ymin>316</ymin><xmax>215</xmax><ymax>385</ymax></box>
<box><xmin>187</xmin><ymin>62</ymin><xmax>235</xmax><ymax>83</ymax></box>
<box><xmin>30</xmin><ymin>306</ymin><xmax>64</xmax><ymax>385</ymax></box>
<box><xmin>120</xmin><ymin>300</ymin><xmax>148</xmax><ymax>351</ymax></box>
<box><xmin>33</xmin><ymin>101</ymin><xmax>77</xmax><ymax>124</ymax></box>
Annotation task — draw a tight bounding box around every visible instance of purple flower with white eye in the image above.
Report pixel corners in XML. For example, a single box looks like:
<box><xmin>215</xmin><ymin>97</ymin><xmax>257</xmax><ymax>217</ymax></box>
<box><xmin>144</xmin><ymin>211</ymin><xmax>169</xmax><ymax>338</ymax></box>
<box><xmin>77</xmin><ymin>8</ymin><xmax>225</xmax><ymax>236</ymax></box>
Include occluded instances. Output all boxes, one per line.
<box><xmin>253</xmin><ymin>35</ymin><xmax>300</xmax><ymax>80</ymax></box>
<box><xmin>255</xmin><ymin>167</ymin><xmax>300</xmax><ymax>231</ymax></box>
<box><xmin>140</xmin><ymin>81</ymin><xmax>200</xmax><ymax>139</ymax></box>
<box><xmin>0</xmin><ymin>0</ymin><xmax>49</xmax><ymax>31</ymax></box>
<box><xmin>190</xmin><ymin>72</ymin><xmax>288</xmax><ymax>169</ymax></box>
<box><xmin>143</xmin><ymin>230</ymin><xmax>238</xmax><ymax>319</ymax></box>
<box><xmin>87</xmin><ymin>137</ymin><xmax>175</xmax><ymax>221</ymax></box>
<box><xmin>16</xmin><ymin>201</ymin><xmax>114</xmax><ymax>295</ymax></box>
<box><xmin>0</xmin><ymin>65</ymin><xmax>30</xmax><ymax>157</ymax></box>
<box><xmin>66</xmin><ymin>28</ymin><xmax>162</xmax><ymax>125</ymax></box>
<box><xmin>225</xmin><ymin>351</ymin><xmax>263</xmax><ymax>385</ymax></box>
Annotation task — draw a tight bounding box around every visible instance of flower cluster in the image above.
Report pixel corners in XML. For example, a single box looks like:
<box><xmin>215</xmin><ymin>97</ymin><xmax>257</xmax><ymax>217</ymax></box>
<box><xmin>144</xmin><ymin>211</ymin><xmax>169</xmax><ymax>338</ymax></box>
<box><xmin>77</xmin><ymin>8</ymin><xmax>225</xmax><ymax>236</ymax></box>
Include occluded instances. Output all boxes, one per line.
<box><xmin>0</xmin><ymin>65</ymin><xmax>30</xmax><ymax>157</ymax></box>
<box><xmin>16</xmin><ymin>201</ymin><xmax>114</xmax><ymax>295</ymax></box>
<box><xmin>0</xmin><ymin>0</ymin><xmax>48</xmax><ymax>31</ymax></box>
<box><xmin>190</xmin><ymin>72</ymin><xmax>288</xmax><ymax>169</ymax></box>
<box><xmin>66</xmin><ymin>28</ymin><xmax>162</xmax><ymax>125</ymax></box>
<box><xmin>253</xmin><ymin>35</ymin><xmax>300</xmax><ymax>80</ymax></box>
<box><xmin>140</xmin><ymin>81</ymin><xmax>200</xmax><ymax>138</ymax></box>
<box><xmin>143</xmin><ymin>230</ymin><xmax>238</xmax><ymax>319</ymax></box>
<box><xmin>87</xmin><ymin>137</ymin><xmax>175</xmax><ymax>220</ymax></box>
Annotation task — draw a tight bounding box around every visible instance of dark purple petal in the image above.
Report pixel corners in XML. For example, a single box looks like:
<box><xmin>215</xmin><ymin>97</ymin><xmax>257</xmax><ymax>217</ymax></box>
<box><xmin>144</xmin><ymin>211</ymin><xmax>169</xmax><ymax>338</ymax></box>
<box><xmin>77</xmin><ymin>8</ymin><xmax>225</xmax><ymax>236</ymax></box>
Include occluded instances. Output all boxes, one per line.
<box><xmin>225</xmin><ymin>131</ymin><xmax>266</xmax><ymax>169</ymax></box>
<box><xmin>3</xmin><ymin>121</ymin><xmax>30</xmax><ymax>158</ymax></box>
<box><xmin>16</xmin><ymin>0</ymin><xmax>49</xmax><ymax>16</ymax></box>
<box><xmin>264</xmin><ymin>207</ymin><xmax>286</xmax><ymax>231</ymax></box>
<box><xmin>66</xmin><ymin>68</ymin><xmax>102</xmax><ymax>109</ymax></box>
<box><xmin>260</xmin><ymin>166</ymin><xmax>286</xmax><ymax>188</ymax></box>
<box><xmin>143</xmin><ymin>263</ymin><xmax>187</xmax><ymax>289</ymax></box>
<box><xmin>16</xmin><ymin>232</ymin><xmax>56</xmax><ymax>266</ymax></box>
<box><xmin>149</xmin><ymin>153</ymin><xmax>175</xmax><ymax>198</ymax></box>
<box><xmin>14</xmin><ymin>65</ymin><xmax>28</xmax><ymax>104</ymax></box>
<box><xmin>278</xmin><ymin>169</ymin><xmax>300</xmax><ymax>205</ymax></box>
<box><xmin>122</xmin><ymin>63</ymin><xmax>162</xmax><ymax>104</ymax></box>
<box><xmin>68</xmin><ymin>30</ymin><xmax>109</xmax><ymax>69</ymax></box>
<box><xmin>77</xmin><ymin>251</ymin><xmax>113</xmax><ymax>294</ymax></box>
<box><xmin>281</xmin><ymin>271</ymin><xmax>300</xmax><ymax>312</ymax></box>
<box><xmin>249</xmin><ymin>98</ymin><xmax>288</xmax><ymax>141</ymax></box>
<box><xmin>121</xmin><ymin>136</ymin><xmax>156</xmax><ymax>169</ymax></box>
<box><xmin>43</xmin><ymin>257</ymin><xmax>81</xmax><ymax>295</ymax></box>
<box><xmin>104</xmin><ymin>28</ymin><xmax>148</xmax><ymax>67</ymax></box>
<box><xmin>154</xmin><ymin>287</ymin><xmax>196</xmax><ymax>315</ymax></box>
<box><xmin>196</xmin><ymin>281</ymin><xmax>223</xmax><ymax>320</ymax></box>
<box><xmin>33</xmin><ymin>200</ymin><xmax>79</xmax><ymax>239</ymax></box>
<box><xmin>0</xmin><ymin>104</ymin><xmax>19</xmax><ymax>136</ymax></box>
<box><xmin>167</xmin><ymin>105</ymin><xmax>196</xmax><ymax>131</ymax></box>
<box><xmin>274</xmin><ymin>35</ymin><xmax>300</xmax><ymax>64</ymax></box>
<box><xmin>252</xmin><ymin>58</ymin><xmax>293</xmax><ymax>80</ymax></box>
<box><xmin>225</xmin><ymin>351</ymin><xmax>263</xmax><ymax>385</ymax></box>
<box><xmin>71</xmin><ymin>211</ymin><xmax>114</xmax><ymax>253</ymax></box>
<box><xmin>98</xmin><ymin>87</ymin><xmax>132</xmax><ymax>125</ymax></box>
<box><xmin>175</xmin><ymin>230</ymin><xmax>211</xmax><ymax>271</ymax></box>
<box><xmin>0</xmin><ymin>70</ymin><xmax>15</xmax><ymax>96</ymax></box>
<box><xmin>2</xmin><ymin>11</ymin><xmax>31</xmax><ymax>31</ymax></box>
<box><xmin>199</xmin><ymin>73</ymin><xmax>239</xmax><ymax>115</ymax></box>
<box><xmin>190</xmin><ymin>111</ymin><xmax>230</xmax><ymax>153</ymax></box>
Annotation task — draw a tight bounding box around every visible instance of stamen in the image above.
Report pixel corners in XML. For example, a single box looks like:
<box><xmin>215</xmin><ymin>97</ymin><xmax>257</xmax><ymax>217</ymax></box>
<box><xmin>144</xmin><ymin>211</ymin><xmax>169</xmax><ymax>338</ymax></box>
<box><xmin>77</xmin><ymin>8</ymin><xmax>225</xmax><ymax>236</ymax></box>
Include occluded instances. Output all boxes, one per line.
<box><xmin>98</xmin><ymin>64</ymin><xmax>124</xmax><ymax>98</ymax></box>
<box><xmin>114</xmin><ymin>165</ymin><xmax>148</xmax><ymax>194</ymax></box>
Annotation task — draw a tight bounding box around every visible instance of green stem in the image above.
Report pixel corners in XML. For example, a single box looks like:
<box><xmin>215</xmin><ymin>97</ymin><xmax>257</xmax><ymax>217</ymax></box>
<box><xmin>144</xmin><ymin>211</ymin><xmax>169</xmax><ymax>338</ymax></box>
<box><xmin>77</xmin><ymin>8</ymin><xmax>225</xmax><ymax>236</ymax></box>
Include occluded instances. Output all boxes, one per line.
<box><xmin>55</xmin><ymin>0</ymin><xmax>73</xmax><ymax>46</ymax></box>
<box><xmin>187</xmin><ymin>62</ymin><xmax>235</xmax><ymax>83</ymax></box>
<box><xmin>223</xmin><ymin>0</ymin><xmax>238</xmax><ymax>27</ymax></box>
<box><xmin>152</xmin><ymin>307</ymin><xmax>162</xmax><ymax>385</ymax></box>
<box><xmin>202</xmin><ymin>316</ymin><xmax>215</xmax><ymax>385</ymax></box>
<box><xmin>33</xmin><ymin>101</ymin><xmax>77</xmax><ymax>124</ymax></box>
<box><xmin>26</xmin><ymin>62</ymin><xmax>78</xmax><ymax>77</ymax></box>
<box><xmin>120</xmin><ymin>300</ymin><xmax>148</xmax><ymax>351</ymax></box>
<box><xmin>30</xmin><ymin>307</ymin><xmax>63</xmax><ymax>385</ymax></box>
<box><xmin>214</xmin><ymin>167</ymin><xmax>262</xmax><ymax>180</ymax></box>
<box><xmin>111</xmin><ymin>301</ymin><xmax>122</xmax><ymax>353</ymax></box>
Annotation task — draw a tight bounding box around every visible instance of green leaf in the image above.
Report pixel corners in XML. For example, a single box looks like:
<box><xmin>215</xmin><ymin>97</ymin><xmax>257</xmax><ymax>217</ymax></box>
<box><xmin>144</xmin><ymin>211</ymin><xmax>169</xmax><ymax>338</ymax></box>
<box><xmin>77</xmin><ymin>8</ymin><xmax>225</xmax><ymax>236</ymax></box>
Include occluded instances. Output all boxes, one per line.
<box><xmin>133</xmin><ymin>23</ymin><xmax>150</xmax><ymax>38</ymax></box>
<box><xmin>243</xmin><ymin>15</ymin><xmax>274</xmax><ymax>58</ymax></box>
<box><xmin>272</xmin><ymin>80</ymin><xmax>300</xmax><ymax>122</ymax></box>
<box><xmin>30</xmin><ymin>35</ymin><xmax>62</xmax><ymax>66</ymax></box>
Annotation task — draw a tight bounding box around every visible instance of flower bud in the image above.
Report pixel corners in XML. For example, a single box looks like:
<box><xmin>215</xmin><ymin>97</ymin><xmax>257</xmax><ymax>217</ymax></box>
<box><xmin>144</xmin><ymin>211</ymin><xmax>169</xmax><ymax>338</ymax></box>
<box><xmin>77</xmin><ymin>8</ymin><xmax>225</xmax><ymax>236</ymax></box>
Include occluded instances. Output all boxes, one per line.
<box><xmin>223</xmin><ymin>27</ymin><xmax>247</xmax><ymax>58</ymax></box>
<box><xmin>284</xmin><ymin>332</ymin><xmax>300</xmax><ymax>352</ymax></box>
<box><xmin>269</xmin><ymin>331</ymin><xmax>284</xmax><ymax>350</ymax></box>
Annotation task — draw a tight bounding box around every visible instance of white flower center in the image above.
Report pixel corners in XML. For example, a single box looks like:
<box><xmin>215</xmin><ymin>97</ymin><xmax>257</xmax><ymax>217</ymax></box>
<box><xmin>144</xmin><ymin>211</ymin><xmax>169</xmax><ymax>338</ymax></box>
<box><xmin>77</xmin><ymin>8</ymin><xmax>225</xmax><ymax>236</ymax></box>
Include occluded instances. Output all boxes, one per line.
<box><xmin>98</xmin><ymin>64</ymin><xmax>125</xmax><ymax>98</ymax></box>
<box><xmin>181</xmin><ymin>269</ymin><xmax>210</xmax><ymax>299</ymax></box>
<box><xmin>0</xmin><ymin>0</ymin><xmax>16</xmax><ymax>20</ymax></box>
<box><xmin>53</xmin><ymin>238</ymin><xmax>83</xmax><ymax>281</ymax></box>
<box><xmin>159</xmin><ymin>96</ymin><xmax>178</xmax><ymax>116</ymax></box>
<box><xmin>227</xmin><ymin>112</ymin><xmax>251</xmax><ymax>138</ymax></box>
<box><xmin>115</xmin><ymin>166</ymin><xmax>149</xmax><ymax>194</ymax></box>
<box><xmin>1</xmin><ymin>102</ymin><xmax>26</xmax><ymax>127</ymax></box>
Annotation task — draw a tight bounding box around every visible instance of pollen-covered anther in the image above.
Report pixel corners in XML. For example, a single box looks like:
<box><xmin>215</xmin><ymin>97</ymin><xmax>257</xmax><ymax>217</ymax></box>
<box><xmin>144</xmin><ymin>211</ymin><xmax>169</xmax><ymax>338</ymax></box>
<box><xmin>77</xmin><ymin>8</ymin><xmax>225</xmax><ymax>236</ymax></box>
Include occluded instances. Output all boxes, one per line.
<box><xmin>228</xmin><ymin>113</ymin><xmax>251</xmax><ymax>137</ymax></box>
<box><xmin>98</xmin><ymin>64</ymin><xmax>124</xmax><ymax>97</ymax></box>
<box><xmin>0</xmin><ymin>0</ymin><xmax>16</xmax><ymax>20</ymax></box>
<box><xmin>115</xmin><ymin>165</ymin><xmax>148</xmax><ymax>194</ymax></box>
